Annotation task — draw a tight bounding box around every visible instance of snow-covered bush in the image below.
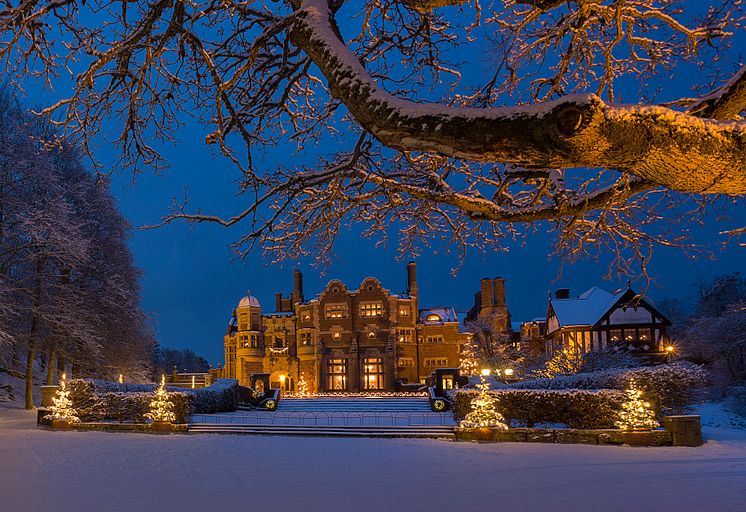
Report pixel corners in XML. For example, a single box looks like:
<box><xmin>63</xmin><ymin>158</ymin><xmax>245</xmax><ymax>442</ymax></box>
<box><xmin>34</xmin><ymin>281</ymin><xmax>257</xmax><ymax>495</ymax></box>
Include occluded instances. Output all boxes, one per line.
<box><xmin>511</xmin><ymin>363</ymin><xmax>707</xmax><ymax>412</ymax></box>
<box><xmin>64</xmin><ymin>378</ymin><xmax>239</xmax><ymax>422</ymax></box>
<box><xmin>453</xmin><ymin>389</ymin><xmax>626</xmax><ymax>429</ymax></box>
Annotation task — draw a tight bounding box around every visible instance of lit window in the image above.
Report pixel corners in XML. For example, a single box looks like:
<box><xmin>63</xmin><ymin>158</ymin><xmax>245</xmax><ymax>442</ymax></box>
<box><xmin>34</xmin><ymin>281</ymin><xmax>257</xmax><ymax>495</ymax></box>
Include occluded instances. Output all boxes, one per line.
<box><xmin>424</xmin><ymin>336</ymin><xmax>443</xmax><ymax>344</ymax></box>
<box><xmin>301</xmin><ymin>332</ymin><xmax>313</xmax><ymax>346</ymax></box>
<box><xmin>360</xmin><ymin>302</ymin><xmax>383</xmax><ymax>317</ymax></box>
<box><xmin>398</xmin><ymin>358</ymin><xmax>414</xmax><ymax>367</ymax></box>
<box><xmin>368</xmin><ymin>331</ymin><xmax>376</xmax><ymax>338</ymax></box>
<box><xmin>426</xmin><ymin>314</ymin><xmax>441</xmax><ymax>322</ymax></box>
<box><xmin>424</xmin><ymin>358</ymin><xmax>448</xmax><ymax>367</ymax></box>
<box><xmin>325</xmin><ymin>303</ymin><xmax>348</xmax><ymax>319</ymax></box>
<box><xmin>397</xmin><ymin>329</ymin><xmax>413</xmax><ymax>343</ymax></box>
<box><xmin>332</xmin><ymin>331</ymin><xmax>342</xmax><ymax>340</ymax></box>
<box><xmin>399</xmin><ymin>306</ymin><xmax>410</xmax><ymax>316</ymax></box>
<box><xmin>327</xmin><ymin>358</ymin><xmax>348</xmax><ymax>390</ymax></box>
<box><xmin>301</xmin><ymin>313</ymin><xmax>311</xmax><ymax>322</ymax></box>
<box><xmin>362</xmin><ymin>358</ymin><xmax>384</xmax><ymax>390</ymax></box>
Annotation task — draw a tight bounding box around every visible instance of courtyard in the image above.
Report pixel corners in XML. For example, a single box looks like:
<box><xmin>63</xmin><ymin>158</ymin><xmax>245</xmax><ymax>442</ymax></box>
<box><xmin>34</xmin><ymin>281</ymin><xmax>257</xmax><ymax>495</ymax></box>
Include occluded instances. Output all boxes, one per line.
<box><xmin>2</xmin><ymin>405</ymin><xmax>745</xmax><ymax>512</ymax></box>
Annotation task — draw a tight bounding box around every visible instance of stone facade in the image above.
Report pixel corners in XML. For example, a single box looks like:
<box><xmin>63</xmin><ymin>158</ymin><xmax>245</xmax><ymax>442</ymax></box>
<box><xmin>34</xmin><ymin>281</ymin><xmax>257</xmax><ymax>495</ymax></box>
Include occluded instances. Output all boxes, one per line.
<box><xmin>221</xmin><ymin>262</ymin><xmax>473</xmax><ymax>393</ymax></box>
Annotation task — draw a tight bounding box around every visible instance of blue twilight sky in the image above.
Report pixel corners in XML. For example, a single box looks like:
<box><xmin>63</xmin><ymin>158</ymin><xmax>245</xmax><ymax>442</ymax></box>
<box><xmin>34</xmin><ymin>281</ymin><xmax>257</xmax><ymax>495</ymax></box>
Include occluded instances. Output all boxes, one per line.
<box><xmin>18</xmin><ymin>4</ymin><xmax>746</xmax><ymax>366</ymax></box>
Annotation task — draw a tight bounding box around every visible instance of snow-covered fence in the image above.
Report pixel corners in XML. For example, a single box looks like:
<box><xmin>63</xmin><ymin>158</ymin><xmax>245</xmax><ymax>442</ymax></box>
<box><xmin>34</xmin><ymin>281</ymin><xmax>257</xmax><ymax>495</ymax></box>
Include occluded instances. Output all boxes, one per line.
<box><xmin>453</xmin><ymin>389</ymin><xmax>626</xmax><ymax>429</ymax></box>
<box><xmin>65</xmin><ymin>378</ymin><xmax>240</xmax><ymax>423</ymax></box>
<box><xmin>509</xmin><ymin>363</ymin><xmax>708</xmax><ymax>412</ymax></box>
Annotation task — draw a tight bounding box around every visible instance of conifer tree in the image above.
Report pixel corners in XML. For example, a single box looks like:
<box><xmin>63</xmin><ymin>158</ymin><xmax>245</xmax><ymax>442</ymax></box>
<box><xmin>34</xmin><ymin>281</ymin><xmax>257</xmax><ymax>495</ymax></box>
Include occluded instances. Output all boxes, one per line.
<box><xmin>459</xmin><ymin>339</ymin><xmax>480</xmax><ymax>377</ymax></box>
<box><xmin>43</xmin><ymin>374</ymin><xmax>79</xmax><ymax>423</ymax></box>
<box><xmin>615</xmin><ymin>379</ymin><xmax>659</xmax><ymax>430</ymax></box>
<box><xmin>297</xmin><ymin>373</ymin><xmax>309</xmax><ymax>397</ymax></box>
<box><xmin>145</xmin><ymin>375</ymin><xmax>176</xmax><ymax>423</ymax></box>
<box><xmin>459</xmin><ymin>371</ymin><xmax>508</xmax><ymax>430</ymax></box>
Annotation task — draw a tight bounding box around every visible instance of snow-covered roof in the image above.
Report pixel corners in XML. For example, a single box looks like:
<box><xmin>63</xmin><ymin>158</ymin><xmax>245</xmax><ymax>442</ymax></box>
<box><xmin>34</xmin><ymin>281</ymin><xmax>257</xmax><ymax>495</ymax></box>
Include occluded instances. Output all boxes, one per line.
<box><xmin>550</xmin><ymin>286</ymin><xmax>625</xmax><ymax>328</ymax></box>
<box><xmin>238</xmin><ymin>295</ymin><xmax>260</xmax><ymax>308</ymax></box>
<box><xmin>264</xmin><ymin>311</ymin><xmax>294</xmax><ymax>317</ymax></box>
<box><xmin>419</xmin><ymin>307</ymin><xmax>458</xmax><ymax>324</ymax></box>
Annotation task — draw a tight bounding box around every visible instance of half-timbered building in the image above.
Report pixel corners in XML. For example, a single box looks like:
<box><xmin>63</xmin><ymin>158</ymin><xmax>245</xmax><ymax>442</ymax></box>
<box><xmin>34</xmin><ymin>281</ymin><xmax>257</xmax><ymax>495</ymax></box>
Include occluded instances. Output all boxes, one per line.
<box><xmin>545</xmin><ymin>286</ymin><xmax>671</xmax><ymax>357</ymax></box>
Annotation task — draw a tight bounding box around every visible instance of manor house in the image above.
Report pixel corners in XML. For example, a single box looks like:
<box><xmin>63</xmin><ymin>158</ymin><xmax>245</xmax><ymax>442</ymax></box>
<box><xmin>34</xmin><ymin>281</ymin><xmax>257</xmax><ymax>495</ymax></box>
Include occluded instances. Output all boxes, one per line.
<box><xmin>219</xmin><ymin>263</ymin><xmax>511</xmax><ymax>393</ymax></box>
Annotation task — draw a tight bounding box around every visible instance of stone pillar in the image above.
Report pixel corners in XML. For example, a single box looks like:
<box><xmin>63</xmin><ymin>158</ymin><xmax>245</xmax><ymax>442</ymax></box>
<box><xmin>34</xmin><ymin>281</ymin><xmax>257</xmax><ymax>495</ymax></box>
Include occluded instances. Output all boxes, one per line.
<box><xmin>40</xmin><ymin>385</ymin><xmax>59</xmax><ymax>407</ymax></box>
<box><xmin>663</xmin><ymin>415</ymin><xmax>703</xmax><ymax>447</ymax></box>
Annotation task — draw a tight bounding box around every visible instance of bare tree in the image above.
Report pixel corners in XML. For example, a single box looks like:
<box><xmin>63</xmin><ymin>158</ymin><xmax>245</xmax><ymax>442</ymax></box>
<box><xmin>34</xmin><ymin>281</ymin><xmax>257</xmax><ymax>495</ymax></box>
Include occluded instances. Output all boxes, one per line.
<box><xmin>1</xmin><ymin>0</ymin><xmax>744</xmax><ymax>273</ymax></box>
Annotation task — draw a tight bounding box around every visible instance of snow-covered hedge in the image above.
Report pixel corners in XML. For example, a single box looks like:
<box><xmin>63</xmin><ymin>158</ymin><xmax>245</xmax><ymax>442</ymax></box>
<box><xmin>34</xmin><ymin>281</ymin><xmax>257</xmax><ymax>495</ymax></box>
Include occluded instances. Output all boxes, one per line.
<box><xmin>65</xmin><ymin>379</ymin><xmax>239</xmax><ymax>423</ymax></box>
<box><xmin>510</xmin><ymin>363</ymin><xmax>707</xmax><ymax>412</ymax></box>
<box><xmin>453</xmin><ymin>389</ymin><xmax>626</xmax><ymax>429</ymax></box>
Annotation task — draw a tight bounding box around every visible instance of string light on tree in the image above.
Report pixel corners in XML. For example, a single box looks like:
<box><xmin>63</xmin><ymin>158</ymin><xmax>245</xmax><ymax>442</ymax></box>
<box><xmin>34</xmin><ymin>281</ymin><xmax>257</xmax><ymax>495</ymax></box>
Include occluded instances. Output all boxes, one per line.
<box><xmin>459</xmin><ymin>338</ymin><xmax>480</xmax><ymax>377</ymax></box>
<box><xmin>145</xmin><ymin>375</ymin><xmax>176</xmax><ymax>423</ymax></box>
<box><xmin>616</xmin><ymin>378</ymin><xmax>659</xmax><ymax>431</ymax></box>
<box><xmin>459</xmin><ymin>369</ymin><xmax>508</xmax><ymax>430</ymax></box>
<box><xmin>44</xmin><ymin>373</ymin><xmax>80</xmax><ymax>424</ymax></box>
<box><xmin>297</xmin><ymin>373</ymin><xmax>309</xmax><ymax>397</ymax></box>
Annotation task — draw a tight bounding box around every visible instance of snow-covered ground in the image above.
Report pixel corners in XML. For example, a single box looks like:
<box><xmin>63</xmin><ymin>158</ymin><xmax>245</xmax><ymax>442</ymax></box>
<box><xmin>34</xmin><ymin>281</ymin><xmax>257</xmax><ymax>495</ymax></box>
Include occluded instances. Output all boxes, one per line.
<box><xmin>1</xmin><ymin>400</ymin><xmax>746</xmax><ymax>512</ymax></box>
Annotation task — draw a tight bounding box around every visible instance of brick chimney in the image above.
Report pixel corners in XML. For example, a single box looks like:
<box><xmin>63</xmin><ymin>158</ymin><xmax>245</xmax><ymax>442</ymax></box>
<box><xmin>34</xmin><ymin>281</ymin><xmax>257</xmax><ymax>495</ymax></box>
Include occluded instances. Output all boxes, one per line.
<box><xmin>406</xmin><ymin>261</ymin><xmax>418</xmax><ymax>297</ymax></box>
<box><xmin>292</xmin><ymin>270</ymin><xmax>304</xmax><ymax>303</ymax></box>
<box><xmin>555</xmin><ymin>288</ymin><xmax>570</xmax><ymax>299</ymax></box>
<box><xmin>275</xmin><ymin>293</ymin><xmax>283</xmax><ymax>312</ymax></box>
<box><xmin>480</xmin><ymin>278</ymin><xmax>494</xmax><ymax>310</ymax></box>
<box><xmin>492</xmin><ymin>277</ymin><xmax>506</xmax><ymax>306</ymax></box>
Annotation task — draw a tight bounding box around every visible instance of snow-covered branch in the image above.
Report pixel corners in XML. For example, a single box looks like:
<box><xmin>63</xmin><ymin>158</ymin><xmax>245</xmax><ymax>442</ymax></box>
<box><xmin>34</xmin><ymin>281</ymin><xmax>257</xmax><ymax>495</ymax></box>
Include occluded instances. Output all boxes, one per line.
<box><xmin>290</xmin><ymin>0</ymin><xmax>746</xmax><ymax>195</ymax></box>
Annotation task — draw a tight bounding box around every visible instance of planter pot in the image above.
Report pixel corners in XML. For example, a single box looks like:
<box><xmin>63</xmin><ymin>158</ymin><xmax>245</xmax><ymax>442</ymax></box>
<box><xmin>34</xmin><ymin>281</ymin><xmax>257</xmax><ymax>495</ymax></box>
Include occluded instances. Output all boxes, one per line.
<box><xmin>622</xmin><ymin>430</ymin><xmax>656</xmax><ymax>446</ymax></box>
<box><xmin>474</xmin><ymin>427</ymin><xmax>494</xmax><ymax>441</ymax></box>
<box><xmin>51</xmin><ymin>419</ymin><xmax>71</xmax><ymax>429</ymax></box>
<box><xmin>151</xmin><ymin>421</ymin><xmax>173</xmax><ymax>432</ymax></box>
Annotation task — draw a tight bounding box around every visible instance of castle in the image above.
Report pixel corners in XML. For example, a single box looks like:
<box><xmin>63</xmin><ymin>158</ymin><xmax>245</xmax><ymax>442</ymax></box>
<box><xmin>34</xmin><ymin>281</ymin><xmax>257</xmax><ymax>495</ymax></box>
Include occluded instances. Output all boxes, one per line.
<box><xmin>220</xmin><ymin>262</ymin><xmax>511</xmax><ymax>393</ymax></box>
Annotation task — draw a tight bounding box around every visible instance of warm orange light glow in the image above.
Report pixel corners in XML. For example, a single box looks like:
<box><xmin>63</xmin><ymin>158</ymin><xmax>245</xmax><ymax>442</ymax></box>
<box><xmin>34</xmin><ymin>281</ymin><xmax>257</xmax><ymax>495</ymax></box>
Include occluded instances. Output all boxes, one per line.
<box><xmin>279</xmin><ymin>374</ymin><xmax>286</xmax><ymax>382</ymax></box>
<box><xmin>666</xmin><ymin>345</ymin><xmax>675</xmax><ymax>353</ymax></box>
<box><xmin>504</xmin><ymin>368</ymin><xmax>514</xmax><ymax>376</ymax></box>
<box><xmin>481</xmin><ymin>369</ymin><xmax>491</xmax><ymax>377</ymax></box>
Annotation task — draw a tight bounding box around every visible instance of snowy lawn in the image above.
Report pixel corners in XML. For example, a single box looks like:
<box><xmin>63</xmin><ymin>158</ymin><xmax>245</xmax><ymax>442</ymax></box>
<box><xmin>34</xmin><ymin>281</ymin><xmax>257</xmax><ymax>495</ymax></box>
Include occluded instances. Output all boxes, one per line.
<box><xmin>1</xmin><ymin>404</ymin><xmax>746</xmax><ymax>512</ymax></box>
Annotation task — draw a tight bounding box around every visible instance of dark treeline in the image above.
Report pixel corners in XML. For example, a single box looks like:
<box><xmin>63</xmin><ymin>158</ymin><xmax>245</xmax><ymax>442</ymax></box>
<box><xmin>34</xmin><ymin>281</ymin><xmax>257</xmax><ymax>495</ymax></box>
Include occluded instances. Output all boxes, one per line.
<box><xmin>0</xmin><ymin>90</ymin><xmax>156</xmax><ymax>408</ymax></box>
<box><xmin>155</xmin><ymin>348</ymin><xmax>210</xmax><ymax>374</ymax></box>
<box><xmin>660</xmin><ymin>273</ymin><xmax>746</xmax><ymax>388</ymax></box>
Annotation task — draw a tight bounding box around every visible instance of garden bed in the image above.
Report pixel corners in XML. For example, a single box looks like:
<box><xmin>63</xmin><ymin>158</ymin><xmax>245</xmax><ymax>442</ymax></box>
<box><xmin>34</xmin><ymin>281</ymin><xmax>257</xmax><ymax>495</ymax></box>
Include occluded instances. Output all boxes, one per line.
<box><xmin>454</xmin><ymin>427</ymin><xmax>673</xmax><ymax>446</ymax></box>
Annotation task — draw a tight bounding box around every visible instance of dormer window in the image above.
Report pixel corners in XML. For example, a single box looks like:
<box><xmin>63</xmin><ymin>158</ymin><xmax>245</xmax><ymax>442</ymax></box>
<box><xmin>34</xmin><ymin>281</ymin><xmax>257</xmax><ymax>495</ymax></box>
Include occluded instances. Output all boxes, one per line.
<box><xmin>426</xmin><ymin>314</ymin><xmax>441</xmax><ymax>322</ymax></box>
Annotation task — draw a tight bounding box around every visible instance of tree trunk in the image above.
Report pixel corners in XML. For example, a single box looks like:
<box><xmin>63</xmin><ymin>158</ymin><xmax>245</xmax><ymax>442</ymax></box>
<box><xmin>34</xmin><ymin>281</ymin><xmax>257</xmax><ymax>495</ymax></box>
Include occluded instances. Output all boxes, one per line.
<box><xmin>57</xmin><ymin>355</ymin><xmax>66</xmax><ymax>380</ymax></box>
<box><xmin>46</xmin><ymin>336</ymin><xmax>57</xmax><ymax>385</ymax></box>
<box><xmin>24</xmin><ymin>255</ymin><xmax>42</xmax><ymax>410</ymax></box>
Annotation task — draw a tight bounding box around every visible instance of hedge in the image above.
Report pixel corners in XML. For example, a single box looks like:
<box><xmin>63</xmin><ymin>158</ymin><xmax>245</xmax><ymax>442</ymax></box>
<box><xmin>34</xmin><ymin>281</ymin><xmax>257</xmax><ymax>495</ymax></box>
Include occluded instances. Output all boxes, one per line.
<box><xmin>453</xmin><ymin>389</ymin><xmax>626</xmax><ymax>429</ymax></box>
<box><xmin>510</xmin><ymin>363</ymin><xmax>707</xmax><ymax>413</ymax></box>
<box><xmin>66</xmin><ymin>378</ymin><xmax>239</xmax><ymax>423</ymax></box>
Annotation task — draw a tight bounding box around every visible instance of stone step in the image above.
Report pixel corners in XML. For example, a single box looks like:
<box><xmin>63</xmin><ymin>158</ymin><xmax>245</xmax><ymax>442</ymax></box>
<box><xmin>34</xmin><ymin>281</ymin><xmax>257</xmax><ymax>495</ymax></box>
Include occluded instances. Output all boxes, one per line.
<box><xmin>188</xmin><ymin>423</ymin><xmax>454</xmax><ymax>438</ymax></box>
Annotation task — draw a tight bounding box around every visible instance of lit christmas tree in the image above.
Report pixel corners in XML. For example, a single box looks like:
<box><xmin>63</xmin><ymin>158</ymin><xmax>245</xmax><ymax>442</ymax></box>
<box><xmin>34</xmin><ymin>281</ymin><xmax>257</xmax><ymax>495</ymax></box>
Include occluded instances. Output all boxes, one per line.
<box><xmin>615</xmin><ymin>378</ymin><xmax>659</xmax><ymax>430</ymax></box>
<box><xmin>145</xmin><ymin>375</ymin><xmax>176</xmax><ymax>423</ymax></box>
<box><xmin>459</xmin><ymin>339</ymin><xmax>480</xmax><ymax>377</ymax></box>
<box><xmin>532</xmin><ymin>349</ymin><xmax>583</xmax><ymax>379</ymax></box>
<box><xmin>44</xmin><ymin>374</ymin><xmax>80</xmax><ymax>423</ymax></box>
<box><xmin>297</xmin><ymin>373</ymin><xmax>309</xmax><ymax>397</ymax></box>
<box><xmin>459</xmin><ymin>370</ymin><xmax>508</xmax><ymax>430</ymax></box>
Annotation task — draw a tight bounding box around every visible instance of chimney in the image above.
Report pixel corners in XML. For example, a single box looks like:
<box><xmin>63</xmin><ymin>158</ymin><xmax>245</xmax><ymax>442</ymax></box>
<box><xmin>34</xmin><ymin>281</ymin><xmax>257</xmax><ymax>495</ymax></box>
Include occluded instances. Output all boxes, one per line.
<box><xmin>406</xmin><ymin>261</ymin><xmax>418</xmax><ymax>296</ymax></box>
<box><xmin>481</xmin><ymin>278</ymin><xmax>494</xmax><ymax>309</ymax></box>
<box><xmin>492</xmin><ymin>277</ymin><xmax>506</xmax><ymax>306</ymax></box>
<box><xmin>293</xmin><ymin>270</ymin><xmax>304</xmax><ymax>303</ymax></box>
<box><xmin>555</xmin><ymin>288</ymin><xmax>570</xmax><ymax>300</ymax></box>
<box><xmin>275</xmin><ymin>293</ymin><xmax>283</xmax><ymax>312</ymax></box>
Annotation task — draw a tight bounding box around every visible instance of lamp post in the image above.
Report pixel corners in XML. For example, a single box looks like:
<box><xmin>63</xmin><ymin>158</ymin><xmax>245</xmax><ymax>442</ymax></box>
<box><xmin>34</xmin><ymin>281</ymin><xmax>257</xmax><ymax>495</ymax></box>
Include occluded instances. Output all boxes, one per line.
<box><xmin>665</xmin><ymin>345</ymin><xmax>675</xmax><ymax>363</ymax></box>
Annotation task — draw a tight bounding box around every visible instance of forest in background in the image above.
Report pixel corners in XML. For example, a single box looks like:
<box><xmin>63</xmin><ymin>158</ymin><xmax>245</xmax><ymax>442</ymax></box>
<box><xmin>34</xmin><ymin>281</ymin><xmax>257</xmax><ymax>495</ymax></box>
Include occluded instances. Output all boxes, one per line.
<box><xmin>0</xmin><ymin>90</ymin><xmax>156</xmax><ymax>408</ymax></box>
